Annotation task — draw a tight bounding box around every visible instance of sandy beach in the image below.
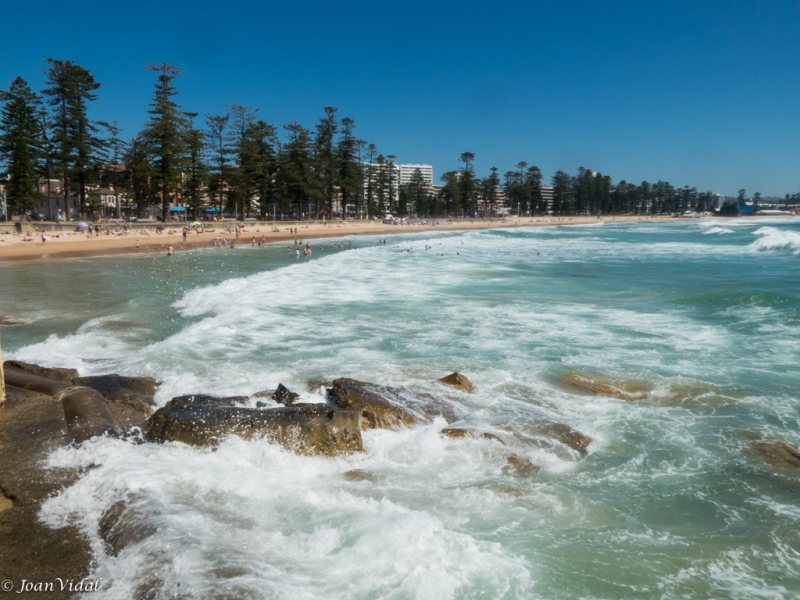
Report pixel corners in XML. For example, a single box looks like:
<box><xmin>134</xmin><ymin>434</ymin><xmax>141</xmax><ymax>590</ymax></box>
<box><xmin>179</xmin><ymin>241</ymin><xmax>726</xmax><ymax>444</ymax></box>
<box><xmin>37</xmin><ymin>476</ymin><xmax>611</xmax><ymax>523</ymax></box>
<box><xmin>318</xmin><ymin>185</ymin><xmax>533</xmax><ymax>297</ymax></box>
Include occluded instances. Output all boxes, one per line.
<box><xmin>0</xmin><ymin>215</ymin><xmax>672</xmax><ymax>262</ymax></box>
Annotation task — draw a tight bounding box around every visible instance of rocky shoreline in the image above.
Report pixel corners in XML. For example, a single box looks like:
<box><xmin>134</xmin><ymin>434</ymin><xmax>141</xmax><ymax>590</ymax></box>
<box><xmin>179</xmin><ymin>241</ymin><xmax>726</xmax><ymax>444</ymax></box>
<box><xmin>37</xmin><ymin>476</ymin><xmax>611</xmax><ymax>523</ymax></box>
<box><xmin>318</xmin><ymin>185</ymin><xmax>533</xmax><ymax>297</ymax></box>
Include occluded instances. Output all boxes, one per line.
<box><xmin>1</xmin><ymin>361</ymin><xmax>798</xmax><ymax>597</ymax></box>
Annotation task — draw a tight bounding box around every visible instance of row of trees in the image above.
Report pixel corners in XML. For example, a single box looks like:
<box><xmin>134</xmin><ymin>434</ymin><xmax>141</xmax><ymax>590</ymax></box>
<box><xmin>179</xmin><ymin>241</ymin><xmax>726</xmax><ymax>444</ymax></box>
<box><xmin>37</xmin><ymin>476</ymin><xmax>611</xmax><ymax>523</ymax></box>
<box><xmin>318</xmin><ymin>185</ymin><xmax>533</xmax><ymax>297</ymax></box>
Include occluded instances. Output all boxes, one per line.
<box><xmin>0</xmin><ymin>60</ymin><xmax>368</xmax><ymax>221</ymax></box>
<box><xmin>1</xmin><ymin>58</ymin><xmax>793</xmax><ymax>221</ymax></box>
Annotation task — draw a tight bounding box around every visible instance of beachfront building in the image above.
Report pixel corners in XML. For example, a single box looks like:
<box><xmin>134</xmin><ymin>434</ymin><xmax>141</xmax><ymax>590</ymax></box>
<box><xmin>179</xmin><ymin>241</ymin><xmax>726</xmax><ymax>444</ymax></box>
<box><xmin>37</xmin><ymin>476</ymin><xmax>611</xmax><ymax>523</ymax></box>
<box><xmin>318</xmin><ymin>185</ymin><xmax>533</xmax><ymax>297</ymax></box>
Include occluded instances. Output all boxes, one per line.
<box><xmin>363</xmin><ymin>162</ymin><xmax>434</xmax><ymax>202</ymax></box>
<box><xmin>398</xmin><ymin>164</ymin><xmax>433</xmax><ymax>187</ymax></box>
<box><xmin>541</xmin><ymin>185</ymin><xmax>555</xmax><ymax>212</ymax></box>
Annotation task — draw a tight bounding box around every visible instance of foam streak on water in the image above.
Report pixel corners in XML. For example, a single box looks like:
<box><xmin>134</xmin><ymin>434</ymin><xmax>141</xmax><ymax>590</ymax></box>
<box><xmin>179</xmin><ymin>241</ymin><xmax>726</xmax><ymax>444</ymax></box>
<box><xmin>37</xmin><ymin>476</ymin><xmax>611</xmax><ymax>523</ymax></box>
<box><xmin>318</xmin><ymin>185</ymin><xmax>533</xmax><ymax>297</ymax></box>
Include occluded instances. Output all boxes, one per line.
<box><xmin>2</xmin><ymin>219</ymin><xmax>800</xmax><ymax>598</ymax></box>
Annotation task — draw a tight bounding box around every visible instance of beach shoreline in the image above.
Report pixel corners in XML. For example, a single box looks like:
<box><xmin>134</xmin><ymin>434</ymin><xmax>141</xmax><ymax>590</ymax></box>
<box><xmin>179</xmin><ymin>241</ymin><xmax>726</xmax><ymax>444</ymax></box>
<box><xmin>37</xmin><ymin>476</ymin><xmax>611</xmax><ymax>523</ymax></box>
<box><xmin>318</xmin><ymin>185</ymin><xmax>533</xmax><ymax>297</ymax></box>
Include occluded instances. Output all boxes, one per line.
<box><xmin>0</xmin><ymin>215</ymin><xmax>692</xmax><ymax>262</ymax></box>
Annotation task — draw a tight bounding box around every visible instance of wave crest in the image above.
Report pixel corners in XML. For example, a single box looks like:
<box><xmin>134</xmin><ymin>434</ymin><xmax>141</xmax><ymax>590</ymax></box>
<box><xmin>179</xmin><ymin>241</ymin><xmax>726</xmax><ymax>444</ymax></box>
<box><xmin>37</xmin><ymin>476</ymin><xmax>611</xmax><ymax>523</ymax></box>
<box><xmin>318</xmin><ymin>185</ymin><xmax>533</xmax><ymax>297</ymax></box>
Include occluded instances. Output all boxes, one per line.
<box><xmin>750</xmin><ymin>227</ymin><xmax>800</xmax><ymax>254</ymax></box>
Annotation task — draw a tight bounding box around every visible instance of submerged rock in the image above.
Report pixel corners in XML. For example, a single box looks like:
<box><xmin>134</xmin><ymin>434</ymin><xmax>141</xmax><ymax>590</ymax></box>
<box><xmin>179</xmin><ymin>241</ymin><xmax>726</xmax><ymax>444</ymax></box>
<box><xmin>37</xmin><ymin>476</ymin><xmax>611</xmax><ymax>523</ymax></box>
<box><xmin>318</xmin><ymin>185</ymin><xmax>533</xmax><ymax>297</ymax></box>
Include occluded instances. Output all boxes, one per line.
<box><xmin>540</xmin><ymin>423</ymin><xmax>593</xmax><ymax>455</ymax></box>
<box><xmin>145</xmin><ymin>403</ymin><xmax>363</xmax><ymax>456</ymax></box>
<box><xmin>559</xmin><ymin>372</ymin><xmax>649</xmax><ymax>402</ymax></box>
<box><xmin>740</xmin><ymin>432</ymin><xmax>800</xmax><ymax>470</ymax></box>
<box><xmin>503</xmin><ymin>454</ymin><xmax>540</xmax><ymax>477</ymax></box>
<box><xmin>328</xmin><ymin>378</ymin><xmax>421</xmax><ymax>430</ymax></box>
<box><xmin>272</xmin><ymin>383</ymin><xmax>301</xmax><ymax>406</ymax></box>
<box><xmin>440</xmin><ymin>428</ymin><xmax>505</xmax><ymax>444</ymax></box>
<box><xmin>343</xmin><ymin>469</ymin><xmax>375</xmax><ymax>482</ymax></box>
<box><xmin>437</xmin><ymin>372</ymin><xmax>473</xmax><ymax>393</ymax></box>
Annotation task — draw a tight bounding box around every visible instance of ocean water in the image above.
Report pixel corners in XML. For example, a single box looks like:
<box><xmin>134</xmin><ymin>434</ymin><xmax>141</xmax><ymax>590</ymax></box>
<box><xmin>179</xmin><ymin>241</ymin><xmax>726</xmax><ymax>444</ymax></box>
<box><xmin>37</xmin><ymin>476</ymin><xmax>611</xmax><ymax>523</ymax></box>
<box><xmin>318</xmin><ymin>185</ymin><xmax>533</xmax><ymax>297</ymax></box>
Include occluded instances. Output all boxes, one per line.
<box><xmin>2</xmin><ymin>219</ymin><xmax>800</xmax><ymax>599</ymax></box>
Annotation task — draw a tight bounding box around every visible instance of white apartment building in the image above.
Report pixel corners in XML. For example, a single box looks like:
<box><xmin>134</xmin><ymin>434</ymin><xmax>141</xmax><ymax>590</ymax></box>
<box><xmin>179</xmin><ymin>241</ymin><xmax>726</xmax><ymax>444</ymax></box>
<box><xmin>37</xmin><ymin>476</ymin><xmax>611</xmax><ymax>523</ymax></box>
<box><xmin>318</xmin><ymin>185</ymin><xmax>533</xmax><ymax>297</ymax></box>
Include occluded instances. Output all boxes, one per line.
<box><xmin>363</xmin><ymin>163</ymin><xmax>434</xmax><ymax>203</ymax></box>
<box><xmin>398</xmin><ymin>164</ymin><xmax>433</xmax><ymax>187</ymax></box>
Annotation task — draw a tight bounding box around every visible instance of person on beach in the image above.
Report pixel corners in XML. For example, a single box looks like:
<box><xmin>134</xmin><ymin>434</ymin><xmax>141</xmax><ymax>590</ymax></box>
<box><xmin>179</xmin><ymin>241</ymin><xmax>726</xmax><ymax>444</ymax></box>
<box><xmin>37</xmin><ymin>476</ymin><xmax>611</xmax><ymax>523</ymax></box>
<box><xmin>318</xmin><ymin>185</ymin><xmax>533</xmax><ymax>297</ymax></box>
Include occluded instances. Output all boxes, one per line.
<box><xmin>136</xmin><ymin>239</ymin><xmax>140</xmax><ymax>250</ymax></box>
<box><xmin>167</xmin><ymin>245</ymin><xmax>174</xmax><ymax>257</ymax></box>
<box><xmin>296</xmin><ymin>248</ymin><xmax>300</xmax><ymax>258</ymax></box>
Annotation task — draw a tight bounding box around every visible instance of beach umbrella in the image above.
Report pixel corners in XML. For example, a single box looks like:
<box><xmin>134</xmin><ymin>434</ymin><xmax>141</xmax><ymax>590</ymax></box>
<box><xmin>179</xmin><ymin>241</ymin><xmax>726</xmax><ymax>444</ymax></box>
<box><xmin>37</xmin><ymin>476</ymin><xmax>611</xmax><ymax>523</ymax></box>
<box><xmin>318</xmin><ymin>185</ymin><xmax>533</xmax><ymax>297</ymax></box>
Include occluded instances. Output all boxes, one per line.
<box><xmin>342</xmin><ymin>221</ymin><xmax>348</xmax><ymax>224</ymax></box>
<box><xmin>191</xmin><ymin>221</ymin><xmax>201</xmax><ymax>226</ymax></box>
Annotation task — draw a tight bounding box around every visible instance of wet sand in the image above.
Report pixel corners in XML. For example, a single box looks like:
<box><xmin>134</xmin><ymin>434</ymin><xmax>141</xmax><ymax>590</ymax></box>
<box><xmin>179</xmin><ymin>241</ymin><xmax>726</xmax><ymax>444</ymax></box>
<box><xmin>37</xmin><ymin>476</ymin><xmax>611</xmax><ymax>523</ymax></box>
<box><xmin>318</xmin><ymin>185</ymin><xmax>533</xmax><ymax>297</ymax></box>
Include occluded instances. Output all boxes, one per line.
<box><xmin>0</xmin><ymin>215</ymin><xmax>675</xmax><ymax>262</ymax></box>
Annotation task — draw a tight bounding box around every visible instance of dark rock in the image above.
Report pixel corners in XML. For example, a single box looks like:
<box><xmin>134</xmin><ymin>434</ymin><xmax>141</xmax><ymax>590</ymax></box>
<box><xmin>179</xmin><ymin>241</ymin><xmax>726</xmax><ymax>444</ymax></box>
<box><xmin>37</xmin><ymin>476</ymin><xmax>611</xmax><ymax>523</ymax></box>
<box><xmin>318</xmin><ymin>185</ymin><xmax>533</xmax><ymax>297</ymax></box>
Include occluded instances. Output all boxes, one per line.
<box><xmin>145</xmin><ymin>403</ymin><xmax>363</xmax><ymax>456</ymax></box>
<box><xmin>3</xmin><ymin>360</ymin><xmax>78</xmax><ymax>382</ymax></box>
<box><xmin>252</xmin><ymin>390</ymin><xmax>275</xmax><ymax>399</ymax></box>
<box><xmin>540</xmin><ymin>423</ymin><xmax>593</xmax><ymax>455</ymax></box>
<box><xmin>329</xmin><ymin>378</ymin><xmax>421</xmax><ymax>430</ymax></box>
<box><xmin>256</xmin><ymin>401</ymin><xmax>268</xmax><ymax>408</ymax></box>
<box><xmin>272</xmin><ymin>383</ymin><xmax>300</xmax><ymax>406</ymax></box>
<box><xmin>58</xmin><ymin>387</ymin><xmax>122</xmax><ymax>444</ymax></box>
<box><xmin>167</xmin><ymin>394</ymin><xmax>249</xmax><ymax>408</ymax></box>
<box><xmin>74</xmin><ymin>374</ymin><xmax>159</xmax><ymax>409</ymax></box>
<box><xmin>437</xmin><ymin>372</ymin><xmax>473</xmax><ymax>393</ymax></box>
<box><xmin>559</xmin><ymin>372</ymin><xmax>649</xmax><ymax>401</ymax></box>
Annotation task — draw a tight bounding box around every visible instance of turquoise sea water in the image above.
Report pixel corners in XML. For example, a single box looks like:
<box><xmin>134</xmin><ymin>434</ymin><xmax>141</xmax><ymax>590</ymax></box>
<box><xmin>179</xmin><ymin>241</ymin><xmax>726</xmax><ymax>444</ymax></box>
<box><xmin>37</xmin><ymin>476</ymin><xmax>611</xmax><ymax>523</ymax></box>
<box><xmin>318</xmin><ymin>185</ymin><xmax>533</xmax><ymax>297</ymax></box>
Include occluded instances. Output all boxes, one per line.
<box><xmin>1</xmin><ymin>219</ymin><xmax>799</xmax><ymax>599</ymax></box>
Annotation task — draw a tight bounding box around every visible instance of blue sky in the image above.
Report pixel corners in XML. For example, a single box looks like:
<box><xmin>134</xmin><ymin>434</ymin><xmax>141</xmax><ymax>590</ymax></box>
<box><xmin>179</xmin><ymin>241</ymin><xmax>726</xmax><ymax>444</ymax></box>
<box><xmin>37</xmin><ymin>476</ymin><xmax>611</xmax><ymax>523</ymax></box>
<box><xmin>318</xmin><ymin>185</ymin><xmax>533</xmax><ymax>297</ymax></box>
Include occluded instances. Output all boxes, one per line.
<box><xmin>2</xmin><ymin>0</ymin><xmax>799</xmax><ymax>196</ymax></box>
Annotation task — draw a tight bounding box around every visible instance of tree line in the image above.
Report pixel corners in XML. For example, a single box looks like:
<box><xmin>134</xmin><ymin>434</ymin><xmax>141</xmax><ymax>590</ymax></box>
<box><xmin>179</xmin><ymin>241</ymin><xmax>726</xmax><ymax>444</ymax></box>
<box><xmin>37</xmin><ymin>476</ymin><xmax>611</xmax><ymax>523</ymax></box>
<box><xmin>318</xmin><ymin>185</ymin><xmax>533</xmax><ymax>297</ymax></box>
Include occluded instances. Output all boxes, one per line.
<box><xmin>1</xmin><ymin>58</ymin><xmax>797</xmax><ymax>222</ymax></box>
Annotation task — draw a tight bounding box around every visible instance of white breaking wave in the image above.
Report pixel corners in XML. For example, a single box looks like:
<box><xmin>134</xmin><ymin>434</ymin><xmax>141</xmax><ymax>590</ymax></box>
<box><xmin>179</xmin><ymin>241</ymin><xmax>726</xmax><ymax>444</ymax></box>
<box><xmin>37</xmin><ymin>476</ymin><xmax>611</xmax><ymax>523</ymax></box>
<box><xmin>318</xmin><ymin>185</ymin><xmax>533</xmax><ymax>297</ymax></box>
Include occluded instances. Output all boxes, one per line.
<box><xmin>750</xmin><ymin>227</ymin><xmax>800</xmax><ymax>254</ymax></box>
<box><xmin>701</xmin><ymin>226</ymin><xmax>735</xmax><ymax>235</ymax></box>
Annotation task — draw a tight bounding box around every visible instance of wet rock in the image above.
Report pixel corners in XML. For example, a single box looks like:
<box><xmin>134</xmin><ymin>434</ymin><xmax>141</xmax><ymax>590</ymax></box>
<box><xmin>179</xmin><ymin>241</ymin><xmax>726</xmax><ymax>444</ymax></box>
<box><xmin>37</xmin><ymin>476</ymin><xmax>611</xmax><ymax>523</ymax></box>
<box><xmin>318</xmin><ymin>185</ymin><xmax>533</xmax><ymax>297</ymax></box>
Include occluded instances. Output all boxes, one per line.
<box><xmin>3</xmin><ymin>360</ymin><xmax>78</xmax><ymax>382</ymax></box>
<box><xmin>74</xmin><ymin>374</ymin><xmax>159</xmax><ymax>409</ymax></box>
<box><xmin>3</xmin><ymin>369</ymin><xmax>75</xmax><ymax>396</ymax></box>
<box><xmin>74</xmin><ymin>374</ymin><xmax>160</xmax><ymax>431</ymax></box>
<box><xmin>307</xmin><ymin>380</ymin><xmax>333</xmax><ymax>392</ymax></box>
<box><xmin>503</xmin><ymin>454</ymin><xmax>540</xmax><ymax>477</ymax></box>
<box><xmin>328</xmin><ymin>378</ymin><xmax>421</xmax><ymax>430</ymax></box>
<box><xmin>0</xmin><ymin>385</ymin><xmax>91</xmax><ymax>587</ymax></box>
<box><xmin>145</xmin><ymin>403</ymin><xmax>363</xmax><ymax>456</ymax></box>
<box><xmin>540</xmin><ymin>423</ymin><xmax>593</xmax><ymax>455</ymax></box>
<box><xmin>0</xmin><ymin>386</ymin><xmax>75</xmax><ymax>503</ymax></box>
<box><xmin>167</xmin><ymin>394</ymin><xmax>249</xmax><ymax>408</ymax></box>
<box><xmin>437</xmin><ymin>372</ymin><xmax>473</xmax><ymax>393</ymax></box>
<box><xmin>343</xmin><ymin>469</ymin><xmax>375</xmax><ymax>482</ymax></box>
<box><xmin>57</xmin><ymin>387</ymin><xmax>122</xmax><ymax>444</ymax></box>
<box><xmin>272</xmin><ymin>383</ymin><xmax>301</xmax><ymax>406</ymax></box>
<box><xmin>441</xmin><ymin>428</ymin><xmax>505</xmax><ymax>444</ymax></box>
<box><xmin>559</xmin><ymin>372</ymin><xmax>649</xmax><ymax>402</ymax></box>
<box><xmin>740</xmin><ymin>432</ymin><xmax>800</xmax><ymax>470</ymax></box>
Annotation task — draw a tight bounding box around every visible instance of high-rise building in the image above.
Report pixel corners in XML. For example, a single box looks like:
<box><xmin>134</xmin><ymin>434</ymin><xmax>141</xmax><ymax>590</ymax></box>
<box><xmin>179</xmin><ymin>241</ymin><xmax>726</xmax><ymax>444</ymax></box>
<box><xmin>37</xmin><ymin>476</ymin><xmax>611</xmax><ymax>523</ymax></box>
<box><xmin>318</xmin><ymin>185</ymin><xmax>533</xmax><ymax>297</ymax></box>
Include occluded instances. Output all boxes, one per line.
<box><xmin>398</xmin><ymin>164</ymin><xmax>433</xmax><ymax>187</ymax></box>
<box><xmin>363</xmin><ymin>163</ymin><xmax>434</xmax><ymax>205</ymax></box>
